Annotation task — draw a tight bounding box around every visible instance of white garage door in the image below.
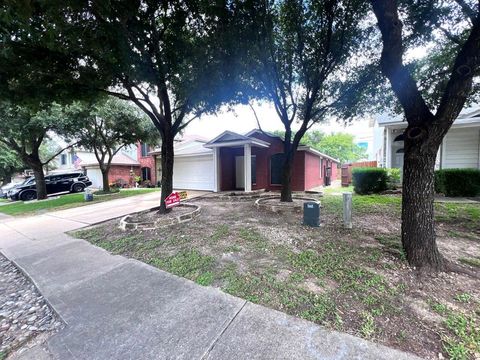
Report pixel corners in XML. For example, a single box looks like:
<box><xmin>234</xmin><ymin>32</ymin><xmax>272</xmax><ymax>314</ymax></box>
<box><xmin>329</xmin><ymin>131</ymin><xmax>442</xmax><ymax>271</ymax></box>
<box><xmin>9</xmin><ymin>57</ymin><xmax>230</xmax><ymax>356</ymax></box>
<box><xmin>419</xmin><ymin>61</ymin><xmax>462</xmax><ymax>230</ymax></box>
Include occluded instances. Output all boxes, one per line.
<box><xmin>85</xmin><ymin>168</ymin><xmax>103</xmax><ymax>189</ymax></box>
<box><xmin>173</xmin><ymin>155</ymin><xmax>214</xmax><ymax>191</ymax></box>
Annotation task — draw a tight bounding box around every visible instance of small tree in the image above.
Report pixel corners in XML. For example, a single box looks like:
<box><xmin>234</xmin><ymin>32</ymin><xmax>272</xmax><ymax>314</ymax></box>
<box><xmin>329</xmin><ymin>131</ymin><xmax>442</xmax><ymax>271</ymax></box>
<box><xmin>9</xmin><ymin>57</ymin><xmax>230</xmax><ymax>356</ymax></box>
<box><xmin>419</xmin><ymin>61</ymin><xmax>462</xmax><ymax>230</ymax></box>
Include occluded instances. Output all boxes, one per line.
<box><xmin>0</xmin><ymin>144</ymin><xmax>23</xmax><ymax>185</ymax></box>
<box><xmin>0</xmin><ymin>102</ymin><xmax>77</xmax><ymax>199</ymax></box>
<box><xmin>243</xmin><ymin>0</ymin><xmax>370</xmax><ymax>201</ymax></box>
<box><xmin>369</xmin><ymin>0</ymin><xmax>480</xmax><ymax>270</ymax></box>
<box><xmin>0</xmin><ymin>1</ymin><xmax>239</xmax><ymax>213</ymax></box>
<box><xmin>315</xmin><ymin>133</ymin><xmax>367</xmax><ymax>164</ymax></box>
<box><xmin>72</xmin><ymin>99</ymin><xmax>153</xmax><ymax>192</ymax></box>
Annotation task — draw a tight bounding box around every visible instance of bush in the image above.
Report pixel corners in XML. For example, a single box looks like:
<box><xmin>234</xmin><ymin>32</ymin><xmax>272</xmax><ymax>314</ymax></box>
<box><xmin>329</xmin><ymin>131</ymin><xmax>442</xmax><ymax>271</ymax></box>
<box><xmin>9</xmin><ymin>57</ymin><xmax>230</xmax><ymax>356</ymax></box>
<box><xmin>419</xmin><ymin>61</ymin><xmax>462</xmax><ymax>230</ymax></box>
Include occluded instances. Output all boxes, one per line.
<box><xmin>386</xmin><ymin>168</ymin><xmax>401</xmax><ymax>189</ymax></box>
<box><xmin>352</xmin><ymin>167</ymin><xmax>388</xmax><ymax>195</ymax></box>
<box><xmin>434</xmin><ymin>169</ymin><xmax>480</xmax><ymax>197</ymax></box>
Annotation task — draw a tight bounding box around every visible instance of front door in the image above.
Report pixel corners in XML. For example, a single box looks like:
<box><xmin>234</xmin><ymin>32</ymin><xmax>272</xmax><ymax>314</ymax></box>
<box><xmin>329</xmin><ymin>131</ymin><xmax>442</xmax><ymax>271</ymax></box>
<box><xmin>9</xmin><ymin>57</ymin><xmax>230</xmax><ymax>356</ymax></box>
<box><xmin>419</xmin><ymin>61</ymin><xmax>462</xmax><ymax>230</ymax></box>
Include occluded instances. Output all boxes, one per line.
<box><xmin>235</xmin><ymin>156</ymin><xmax>244</xmax><ymax>189</ymax></box>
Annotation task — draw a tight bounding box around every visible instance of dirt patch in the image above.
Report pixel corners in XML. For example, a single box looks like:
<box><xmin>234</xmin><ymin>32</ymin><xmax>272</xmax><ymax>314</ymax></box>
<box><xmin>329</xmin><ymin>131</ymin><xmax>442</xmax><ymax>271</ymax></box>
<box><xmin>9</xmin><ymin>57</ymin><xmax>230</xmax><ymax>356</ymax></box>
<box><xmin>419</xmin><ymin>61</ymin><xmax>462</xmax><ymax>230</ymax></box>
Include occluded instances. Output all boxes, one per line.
<box><xmin>128</xmin><ymin>206</ymin><xmax>194</xmax><ymax>223</ymax></box>
<box><xmin>73</xmin><ymin>194</ymin><xmax>480</xmax><ymax>360</ymax></box>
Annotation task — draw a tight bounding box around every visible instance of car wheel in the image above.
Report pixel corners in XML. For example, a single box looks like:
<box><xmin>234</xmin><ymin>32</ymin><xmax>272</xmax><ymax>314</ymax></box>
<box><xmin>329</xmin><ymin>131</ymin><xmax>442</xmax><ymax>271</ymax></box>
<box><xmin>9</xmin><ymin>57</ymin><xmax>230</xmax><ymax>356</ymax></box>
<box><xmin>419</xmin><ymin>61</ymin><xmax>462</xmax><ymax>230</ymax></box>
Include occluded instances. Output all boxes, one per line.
<box><xmin>72</xmin><ymin>183</ymin><xmax>85</xmax><ymax>193</ymax></box>
<box><xmin>20</xmin><ymin>190</ymin><xmax>37</xmax><ymax>201</ymax></box>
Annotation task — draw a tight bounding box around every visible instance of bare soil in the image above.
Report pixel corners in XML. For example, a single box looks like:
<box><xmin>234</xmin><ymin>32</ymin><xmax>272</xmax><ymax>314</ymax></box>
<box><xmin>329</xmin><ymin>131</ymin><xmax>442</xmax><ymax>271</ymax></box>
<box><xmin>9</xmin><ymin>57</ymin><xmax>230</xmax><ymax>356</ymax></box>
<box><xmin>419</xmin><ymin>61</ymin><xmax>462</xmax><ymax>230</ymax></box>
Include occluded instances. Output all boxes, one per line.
<box><xmin>73</xmin><ymin>194</ymin><xmax>480</xmax><ymax>360</ymax></box>
<box><xmin>128</xmin><ymin>205</ymin><xmax>195</xmax><ymax>223</ymax></box>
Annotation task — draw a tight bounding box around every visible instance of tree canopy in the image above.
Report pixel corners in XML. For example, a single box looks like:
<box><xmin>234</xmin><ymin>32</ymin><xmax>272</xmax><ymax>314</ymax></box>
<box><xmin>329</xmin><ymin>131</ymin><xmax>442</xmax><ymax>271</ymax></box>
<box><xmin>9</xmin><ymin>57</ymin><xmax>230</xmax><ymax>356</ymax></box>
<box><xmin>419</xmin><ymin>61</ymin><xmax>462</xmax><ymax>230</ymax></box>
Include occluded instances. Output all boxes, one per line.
<box><xmin>69</xmin><ymin>98</ymin><xmax>154</xmax><ymax>191</ymax></box>
<box><xmin>239</xmin><ymin>0</ymin><xmax>371</xmax><ymax>201</ymax></box>
<box><xmin>0</xmin><ymin>0</ymin><xmax>243</xmax><ymax>212</ymax></box>
<box><xmin>273</xmin><ymin>130</ymin><xmax>367</xmax><ymax>163</ymax></box>
<box><xmin>0</xmin><ymin>102</ymin><xmax>79</xmax><ymax>199</ymax></box>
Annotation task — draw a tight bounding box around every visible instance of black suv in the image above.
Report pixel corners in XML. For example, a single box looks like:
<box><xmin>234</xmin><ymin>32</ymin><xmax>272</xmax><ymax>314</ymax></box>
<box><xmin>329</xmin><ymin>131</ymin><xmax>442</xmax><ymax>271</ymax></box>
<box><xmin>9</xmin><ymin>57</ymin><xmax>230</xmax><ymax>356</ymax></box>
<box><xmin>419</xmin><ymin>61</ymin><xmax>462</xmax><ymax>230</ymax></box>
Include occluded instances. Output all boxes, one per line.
<box><xmin>8</xmin><ymin>172</ymin><xmax>92</xmax><ymax>201</ymax></box>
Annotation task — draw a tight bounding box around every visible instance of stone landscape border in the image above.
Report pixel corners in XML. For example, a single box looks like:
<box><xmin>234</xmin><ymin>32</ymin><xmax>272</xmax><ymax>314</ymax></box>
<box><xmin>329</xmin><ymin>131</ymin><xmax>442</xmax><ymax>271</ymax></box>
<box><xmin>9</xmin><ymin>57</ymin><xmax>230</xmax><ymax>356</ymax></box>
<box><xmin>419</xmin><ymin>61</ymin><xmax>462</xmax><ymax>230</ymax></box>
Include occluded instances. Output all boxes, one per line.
<box><xmin>119</xmin><ymin>203</ymin><xmax>201</xmax><ymax>231</ymax></box>
<box><xmin>254</xmin><ymin>196</ymin><xmax>319</xmax><ymax>213</ymax></box>
<box><xmin>216</xmin><ymin>189</ymin><xmax>267</xmax><ymax>201</ymax></box>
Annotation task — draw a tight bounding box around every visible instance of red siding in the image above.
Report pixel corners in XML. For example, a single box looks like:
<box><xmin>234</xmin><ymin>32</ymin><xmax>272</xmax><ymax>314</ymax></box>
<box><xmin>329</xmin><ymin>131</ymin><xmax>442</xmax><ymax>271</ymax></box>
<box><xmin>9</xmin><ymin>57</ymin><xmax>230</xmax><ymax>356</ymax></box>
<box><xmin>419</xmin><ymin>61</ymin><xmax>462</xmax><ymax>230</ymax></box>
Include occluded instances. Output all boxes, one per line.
<box><xmin>198</xmin><ymin>131</ymin><xmax>341</xmax><ymax>192</ymax></box>
<box><xmin>136</xmin><ymin>142</ymin><xmax>157</xmax><ymax>184</ymax></box>
<box><xmin>304</xmin><ymin>151</ymin><xmax>322</xmax><ymax>190</ymax></box>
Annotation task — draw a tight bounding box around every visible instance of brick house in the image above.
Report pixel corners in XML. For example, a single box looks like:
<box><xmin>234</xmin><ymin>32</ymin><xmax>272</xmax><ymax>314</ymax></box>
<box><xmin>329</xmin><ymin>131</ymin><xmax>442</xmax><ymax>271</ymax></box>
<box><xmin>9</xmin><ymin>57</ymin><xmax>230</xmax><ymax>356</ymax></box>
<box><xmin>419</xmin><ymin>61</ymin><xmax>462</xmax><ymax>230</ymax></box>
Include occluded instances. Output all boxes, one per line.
<box><xmin>81</xmin><ymin>152</ymin><xmax>140</xmax><ymax>188</ymax></box>
<box><xmin>137</xmin><ymin>142</ymin><xmax>157</xmax><ymax>185</ymax></box>
<box><xmin>147</xmin><ymin>130</ymin><xmax>339</xmax><ymax>192</ymax></box>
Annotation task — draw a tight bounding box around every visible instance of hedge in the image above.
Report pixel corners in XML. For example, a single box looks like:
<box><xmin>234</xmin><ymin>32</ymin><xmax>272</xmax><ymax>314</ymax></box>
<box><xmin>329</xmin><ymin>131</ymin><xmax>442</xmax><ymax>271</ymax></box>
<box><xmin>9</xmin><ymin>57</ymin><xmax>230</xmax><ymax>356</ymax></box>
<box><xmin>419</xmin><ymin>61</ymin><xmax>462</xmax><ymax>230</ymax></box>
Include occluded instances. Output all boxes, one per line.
<box><xmin>352</xmin><ymin>167</ymin><xmax>388</xmax><ymax>194</ymax></box>
<box><xmin>434</xmin><ymin>168</ymin><xmax>480</xmax><ymax>197</ymax></box>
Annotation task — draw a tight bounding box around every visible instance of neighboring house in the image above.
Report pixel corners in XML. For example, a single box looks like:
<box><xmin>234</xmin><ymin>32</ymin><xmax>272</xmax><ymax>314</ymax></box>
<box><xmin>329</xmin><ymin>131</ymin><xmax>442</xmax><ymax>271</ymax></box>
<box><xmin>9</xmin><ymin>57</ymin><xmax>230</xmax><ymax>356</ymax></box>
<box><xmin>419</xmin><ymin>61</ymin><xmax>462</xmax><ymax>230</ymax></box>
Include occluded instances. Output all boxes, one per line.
<box><xmin>373</xmin><ymin>106</ymin><xmax>480</xmax><ymax>171</ymax></box>
<box><xmin>52</xmin><ymin>147</ymin><xmax>140</xmax><ymax>188</ymax></box>
<box><xmin>137</xmin><ymin>142</ymin><xmax>158</xmax><ymax>185</ymax></box>
<box><xmin>80</xmin><ymin>152</ymin><xmax>140</xmax><ymax>188</ymax></box>
<box><xmin>148</xmin><ymin>130</ymin><xmax>340</xmax><ymax>192</ymax></box>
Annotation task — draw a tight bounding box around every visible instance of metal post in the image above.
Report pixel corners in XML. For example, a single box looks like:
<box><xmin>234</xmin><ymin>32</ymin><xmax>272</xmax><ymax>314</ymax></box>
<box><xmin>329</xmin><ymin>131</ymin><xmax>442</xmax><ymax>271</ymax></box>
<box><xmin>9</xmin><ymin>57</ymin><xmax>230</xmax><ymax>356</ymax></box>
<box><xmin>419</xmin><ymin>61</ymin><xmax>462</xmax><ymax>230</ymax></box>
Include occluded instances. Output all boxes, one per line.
<box><xmin>343</xmin><ymin>192</ymin><xmax>352</xmax><ymax>229</ymax></box>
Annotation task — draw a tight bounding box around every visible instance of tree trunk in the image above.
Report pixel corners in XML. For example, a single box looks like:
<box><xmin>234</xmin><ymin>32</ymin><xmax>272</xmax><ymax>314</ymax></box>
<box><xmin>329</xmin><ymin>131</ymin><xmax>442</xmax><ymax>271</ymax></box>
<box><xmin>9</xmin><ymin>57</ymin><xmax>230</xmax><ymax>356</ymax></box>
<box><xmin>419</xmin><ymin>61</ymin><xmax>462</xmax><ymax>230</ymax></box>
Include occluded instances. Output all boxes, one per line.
<box><xmin>159</xmin><ymin>133</ymin><xmax>174</xmax><ymax>214</ymax></box>
<box><xmin>280</xmin><ymin>149</ymin><xmax>295</xmax><ymax>202</ymax></box>
<box><xmin>401</xmin><ymin>135</ymin><xmax>444</xmax><ymax>270</ymax></box>
<box><xmin>101</xmin><ymin>166</ymin><xmax>110</xmax><ymax>192</ymax></box>
<box><xmin>2</xmin><ymin>172</ymin><xmax>12</xmax><ymax>186</ymax></box>
<box><xmin>31</xmin><ymin>162</ymin><xmax>47</xmax><ymax>200</ymax></box>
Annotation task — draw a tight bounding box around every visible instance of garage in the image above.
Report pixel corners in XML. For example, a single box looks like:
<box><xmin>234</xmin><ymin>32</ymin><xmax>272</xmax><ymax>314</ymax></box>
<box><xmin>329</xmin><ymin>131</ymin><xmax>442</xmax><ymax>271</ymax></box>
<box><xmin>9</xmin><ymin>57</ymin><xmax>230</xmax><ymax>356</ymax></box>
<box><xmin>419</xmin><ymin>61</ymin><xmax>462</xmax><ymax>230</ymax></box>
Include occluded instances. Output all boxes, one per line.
<box><xmin>173</xmin><ymin>155</ymin><xmax>214</xmax><ymax>191</ymax></box>
<box><xmin>84</xmin><ymin>167</ymin><xmax>103</xmax><ymax>188</ymax></box>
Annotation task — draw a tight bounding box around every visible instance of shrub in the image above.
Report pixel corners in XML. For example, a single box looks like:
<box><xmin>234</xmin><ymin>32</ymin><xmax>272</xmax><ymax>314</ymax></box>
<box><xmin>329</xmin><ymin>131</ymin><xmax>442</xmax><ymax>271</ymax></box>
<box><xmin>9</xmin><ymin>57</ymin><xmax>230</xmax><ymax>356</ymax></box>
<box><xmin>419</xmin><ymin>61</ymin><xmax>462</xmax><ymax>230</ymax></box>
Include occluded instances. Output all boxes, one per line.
<box><xmin>352</xmin><ymin>167</ymin><xmax>388</xmax><ymax>195</ymax></box>
<box><xmin>386</xmin><ymin>168</ymin><xmax>401</xmax><ymax>189</ymax></box>
<box><xmin>434</xmin><ymin>169</ymin><xmax>480</xmax><ymax>197</ymax></box>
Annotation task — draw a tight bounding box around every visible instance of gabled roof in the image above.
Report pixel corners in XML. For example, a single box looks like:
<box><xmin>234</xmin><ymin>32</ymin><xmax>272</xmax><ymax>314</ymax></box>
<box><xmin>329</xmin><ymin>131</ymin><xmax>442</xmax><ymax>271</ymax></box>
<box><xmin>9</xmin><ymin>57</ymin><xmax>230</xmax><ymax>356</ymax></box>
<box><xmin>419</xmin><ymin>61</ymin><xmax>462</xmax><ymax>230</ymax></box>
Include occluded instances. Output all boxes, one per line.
<box><xmin>297</xmin><ymin>146</ymin><xmax>341</xmax><ymax>163</ymax></box>
<box><xmin>204</xmin><ymin>130</ymin><xmax>270</xmax><ymax>148</ymax></box>
<box><xmin>244</xmin><ymin>129</ymin><xmax>284</xmax><ymax>141</ymax></box>
<box><xmin>207</xmin><ymin>130</ymin><xmax>253</xmax><ymax>144</ymax></box>
<box><xmin>81</xmin><ymin>152</ymin><xmax>140</xmax><ymax>167</ymax></box>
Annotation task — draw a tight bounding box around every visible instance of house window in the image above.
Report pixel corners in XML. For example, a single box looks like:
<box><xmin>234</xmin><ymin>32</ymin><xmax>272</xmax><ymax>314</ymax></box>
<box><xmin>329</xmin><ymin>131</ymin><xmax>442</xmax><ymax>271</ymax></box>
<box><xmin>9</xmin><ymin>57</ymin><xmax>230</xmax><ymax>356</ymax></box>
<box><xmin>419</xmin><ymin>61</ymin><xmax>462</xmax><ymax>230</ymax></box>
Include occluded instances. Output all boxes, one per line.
<box><xmin>60</xmin><ymin>154</ymin><xmax>67</xmax><ymax>165</ymax></box>
<box><xmin>270</xmin><ymin>153</ymin><xmax>285</xmax><ymax>185</ymax></box>
<box><xmin>140</xmin><ymin>143</ymin><xmax>149</xmax><ymax>157</ymax></box>
<box><xmin>141</xmin><ymin>167</ymin><xmax>151</xmax><ymax>181</ymax></box>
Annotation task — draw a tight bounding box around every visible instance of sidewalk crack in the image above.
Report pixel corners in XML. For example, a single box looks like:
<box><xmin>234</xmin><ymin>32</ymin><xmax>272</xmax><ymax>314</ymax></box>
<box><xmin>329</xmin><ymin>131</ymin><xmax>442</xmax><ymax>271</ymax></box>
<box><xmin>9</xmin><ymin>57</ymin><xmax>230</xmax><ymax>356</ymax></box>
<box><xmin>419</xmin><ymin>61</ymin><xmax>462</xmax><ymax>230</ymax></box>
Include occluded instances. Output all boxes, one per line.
<box><xmin>201</xmin><ymin>300</ymin><xmax>248</xmax><ymax>359</ymax></box>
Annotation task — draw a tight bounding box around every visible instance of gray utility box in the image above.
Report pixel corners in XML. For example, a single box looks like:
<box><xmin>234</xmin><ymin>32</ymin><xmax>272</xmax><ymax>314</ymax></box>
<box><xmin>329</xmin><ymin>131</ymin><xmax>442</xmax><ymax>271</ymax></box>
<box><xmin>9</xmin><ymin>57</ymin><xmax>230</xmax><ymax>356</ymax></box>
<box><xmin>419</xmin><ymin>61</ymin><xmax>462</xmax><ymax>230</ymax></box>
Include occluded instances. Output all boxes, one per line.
<box><xmin>303</xmin><ymin>201</ymin><xmax>320</xmax><ymax>227</ymax></box>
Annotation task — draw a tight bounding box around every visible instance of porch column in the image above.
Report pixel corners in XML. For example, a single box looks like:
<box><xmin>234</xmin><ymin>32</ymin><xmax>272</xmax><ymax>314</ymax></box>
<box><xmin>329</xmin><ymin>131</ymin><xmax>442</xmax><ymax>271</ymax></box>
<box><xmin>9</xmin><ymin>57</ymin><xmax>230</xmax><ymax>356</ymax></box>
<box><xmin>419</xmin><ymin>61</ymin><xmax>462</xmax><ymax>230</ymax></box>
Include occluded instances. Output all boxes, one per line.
<box><xmin>244</xmin><ymin>144</ymin><xmax>252</xmax><ymax>192</ymax></box>
<box><xmin>385</xmin><ymin>128</ymin><xmax>392</xmax><ymax>168</ymax></box>
<box><xmin>213</xmin><ymin>147</ymin><xmax>220</xmax><ymax>192</ymax></box>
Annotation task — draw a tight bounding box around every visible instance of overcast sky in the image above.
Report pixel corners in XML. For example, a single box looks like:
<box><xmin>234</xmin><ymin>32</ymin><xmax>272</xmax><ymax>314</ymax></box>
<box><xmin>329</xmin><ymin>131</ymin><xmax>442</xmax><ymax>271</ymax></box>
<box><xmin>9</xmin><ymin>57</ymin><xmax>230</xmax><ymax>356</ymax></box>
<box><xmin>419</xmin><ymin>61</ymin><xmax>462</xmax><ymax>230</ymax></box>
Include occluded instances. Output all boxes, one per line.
<box><xmin>185</xmin><ymin>101</ymin><xmax>375</xmax><ymax>141</ymax></box>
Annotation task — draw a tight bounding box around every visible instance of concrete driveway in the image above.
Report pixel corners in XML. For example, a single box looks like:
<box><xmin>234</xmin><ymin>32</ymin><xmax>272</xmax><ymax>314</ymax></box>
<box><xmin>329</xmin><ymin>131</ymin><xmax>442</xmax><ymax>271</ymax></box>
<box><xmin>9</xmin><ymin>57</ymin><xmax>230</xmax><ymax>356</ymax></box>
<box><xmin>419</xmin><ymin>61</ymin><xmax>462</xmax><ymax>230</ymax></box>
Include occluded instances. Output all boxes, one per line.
<box><xmin>0</xmin><ymin>190</ymin><xmax>418</xmax><ymax>360</ymax></box>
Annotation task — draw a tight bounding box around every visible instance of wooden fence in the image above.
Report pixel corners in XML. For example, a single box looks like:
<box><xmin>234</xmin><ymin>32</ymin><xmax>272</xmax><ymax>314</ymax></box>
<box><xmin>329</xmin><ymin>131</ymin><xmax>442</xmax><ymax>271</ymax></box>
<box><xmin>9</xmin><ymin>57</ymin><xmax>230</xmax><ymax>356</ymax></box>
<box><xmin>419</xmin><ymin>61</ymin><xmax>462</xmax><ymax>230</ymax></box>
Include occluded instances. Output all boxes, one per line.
<box><xmin>341</xmin><ymin>161</ymin><xmax>378</xmax><ymax>187</ymax></box>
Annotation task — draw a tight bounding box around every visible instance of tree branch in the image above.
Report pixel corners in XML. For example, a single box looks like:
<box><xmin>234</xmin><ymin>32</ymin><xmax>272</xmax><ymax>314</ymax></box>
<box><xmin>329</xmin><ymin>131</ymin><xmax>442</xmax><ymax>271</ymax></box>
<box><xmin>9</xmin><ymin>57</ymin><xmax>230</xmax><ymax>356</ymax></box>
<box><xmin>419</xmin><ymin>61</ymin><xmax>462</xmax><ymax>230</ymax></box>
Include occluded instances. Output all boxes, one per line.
<box><xmin>41</xmin><ymin>141</ymin><xmax>79</xmax><ymax>166</ymax></box>
<box><xmin>434</xmin><ymin>9</ymin><xmax>480</xmax><ymax>134</ymax></box>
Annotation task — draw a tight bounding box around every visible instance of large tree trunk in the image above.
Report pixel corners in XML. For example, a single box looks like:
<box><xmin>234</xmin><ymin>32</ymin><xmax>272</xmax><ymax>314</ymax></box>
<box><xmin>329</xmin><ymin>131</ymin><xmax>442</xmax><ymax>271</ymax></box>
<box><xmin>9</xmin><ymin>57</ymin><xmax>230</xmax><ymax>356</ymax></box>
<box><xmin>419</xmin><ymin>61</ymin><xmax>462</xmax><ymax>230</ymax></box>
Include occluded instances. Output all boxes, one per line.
<box><xmin>159</xmin><ymin>132</ymin><xmax>174</xmax><ymax>214</ymax></box>
<box><xmin>280</xmin><ymin>148</ymin><xmax>295</xmax><ymax>202</ymax></box>
<box><xmin>101</xmin><ymin>166</ymin><xmax>110</xmax><ymax>192</ymax></box>
<box><xmin>401</xmin><ymin>134</ymin><xmax>444</xmax><ymax>271</ymax></box>
<box><xmin>30</xmin><ymin>162</ymin><xmax>47</xmax><ymax>200</ymax></box>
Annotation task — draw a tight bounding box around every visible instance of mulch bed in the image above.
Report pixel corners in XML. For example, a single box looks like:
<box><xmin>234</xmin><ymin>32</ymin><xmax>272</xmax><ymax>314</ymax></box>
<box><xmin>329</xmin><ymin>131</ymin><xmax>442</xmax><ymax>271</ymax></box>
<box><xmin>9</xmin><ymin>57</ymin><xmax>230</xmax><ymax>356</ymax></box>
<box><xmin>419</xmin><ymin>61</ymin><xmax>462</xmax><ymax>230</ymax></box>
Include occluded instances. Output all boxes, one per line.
<box><xmin>0</xmin><ymin>254</ymin><xmax>63</xmax><ymax>358</ymax></box>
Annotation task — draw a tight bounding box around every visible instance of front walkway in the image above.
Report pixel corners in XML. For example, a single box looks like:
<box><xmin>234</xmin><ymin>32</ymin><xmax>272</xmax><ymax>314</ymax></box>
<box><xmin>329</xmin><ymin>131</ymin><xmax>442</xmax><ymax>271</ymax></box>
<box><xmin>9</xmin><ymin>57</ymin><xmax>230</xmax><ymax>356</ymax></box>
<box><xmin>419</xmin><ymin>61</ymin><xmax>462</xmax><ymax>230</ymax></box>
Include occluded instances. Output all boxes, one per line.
<box><xmin>0</xmin><ymin>193</ymin><xmax>417</xmax><ymax>359</ymax></box>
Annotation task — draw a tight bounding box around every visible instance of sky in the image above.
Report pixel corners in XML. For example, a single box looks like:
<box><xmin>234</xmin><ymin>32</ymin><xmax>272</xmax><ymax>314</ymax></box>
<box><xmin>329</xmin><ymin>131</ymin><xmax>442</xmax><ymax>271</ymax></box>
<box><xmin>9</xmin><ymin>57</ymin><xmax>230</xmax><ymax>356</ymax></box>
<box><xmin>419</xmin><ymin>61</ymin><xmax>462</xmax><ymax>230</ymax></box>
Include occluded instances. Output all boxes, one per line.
<box><xmin>185</xmin><ymin>102</ymin><xmax>375</xmax><ymax>141</ymax></box>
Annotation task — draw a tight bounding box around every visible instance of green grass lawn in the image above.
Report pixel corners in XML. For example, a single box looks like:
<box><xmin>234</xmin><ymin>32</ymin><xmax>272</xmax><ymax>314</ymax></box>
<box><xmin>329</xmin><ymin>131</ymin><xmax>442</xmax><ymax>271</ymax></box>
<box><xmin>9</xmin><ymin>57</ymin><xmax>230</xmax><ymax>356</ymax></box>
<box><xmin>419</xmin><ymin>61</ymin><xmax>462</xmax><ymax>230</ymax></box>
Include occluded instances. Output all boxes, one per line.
<box><xmin>0</xmin><ymin>188</ymin><xmax>159</xmax><ymax>216</ymax></box>
<box><xmin>75</xmin><ymin>193</ymin><xmax>480</xmax><ymax>359</ymax></box>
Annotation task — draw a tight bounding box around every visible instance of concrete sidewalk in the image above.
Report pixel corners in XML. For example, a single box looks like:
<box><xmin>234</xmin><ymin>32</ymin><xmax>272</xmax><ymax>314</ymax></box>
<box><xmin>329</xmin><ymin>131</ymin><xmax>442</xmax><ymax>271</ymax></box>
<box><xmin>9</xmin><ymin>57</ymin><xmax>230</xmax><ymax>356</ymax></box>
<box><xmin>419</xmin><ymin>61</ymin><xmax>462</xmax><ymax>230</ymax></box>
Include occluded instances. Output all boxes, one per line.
<box><xmin>0</xmin><ymin>194</ymin><xmax>419</xmax><ymax>359</ymax></box>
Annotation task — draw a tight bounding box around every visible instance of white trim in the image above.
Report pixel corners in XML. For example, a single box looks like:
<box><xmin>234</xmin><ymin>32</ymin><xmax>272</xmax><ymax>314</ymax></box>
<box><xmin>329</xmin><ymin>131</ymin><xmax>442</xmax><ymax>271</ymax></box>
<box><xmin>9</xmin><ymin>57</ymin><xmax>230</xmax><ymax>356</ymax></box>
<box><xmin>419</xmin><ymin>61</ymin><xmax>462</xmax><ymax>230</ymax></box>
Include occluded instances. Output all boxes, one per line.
<box><xmin>206</xmin><ymin>130</ymin><xmax>249</xmax><ymax>145</ymax></box>
<box><xmin>244</xmin><ymin>144</ymin><xmax>252</xmax><ymax>192</ymax></box>
<box><xmin>385</xmin><ymin>128</ymin><xmax>392</xmax><ymax>168</ymax></box>
<box><xmin>213</xmin><ymin>148</ymin><xmax>220</xmax><ymax>192</ymax></box>
<box><xmin>173</xmin><ymin>153</ymin><xmax>213</xmax><ymax>158</ymax></box>
<box><xmin>297</xmin><ymin>146</ymin><xmax>340</xmax><ymax>163</ymax></box>
<box><xmin>204</xmin><ymin>139</ymin><xmax>270</xmax><ymax>148</ymax></box>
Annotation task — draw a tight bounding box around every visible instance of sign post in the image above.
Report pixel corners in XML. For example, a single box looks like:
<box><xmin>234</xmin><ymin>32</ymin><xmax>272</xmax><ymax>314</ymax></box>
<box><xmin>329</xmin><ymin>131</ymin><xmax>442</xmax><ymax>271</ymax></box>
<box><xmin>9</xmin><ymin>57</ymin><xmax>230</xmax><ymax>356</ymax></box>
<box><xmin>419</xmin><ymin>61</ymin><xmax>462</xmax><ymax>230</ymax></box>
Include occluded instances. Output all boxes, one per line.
<box><xmin>165</xmin><ymin>192</ymin><xmax>181</xmax><ymax>209</ymax></box>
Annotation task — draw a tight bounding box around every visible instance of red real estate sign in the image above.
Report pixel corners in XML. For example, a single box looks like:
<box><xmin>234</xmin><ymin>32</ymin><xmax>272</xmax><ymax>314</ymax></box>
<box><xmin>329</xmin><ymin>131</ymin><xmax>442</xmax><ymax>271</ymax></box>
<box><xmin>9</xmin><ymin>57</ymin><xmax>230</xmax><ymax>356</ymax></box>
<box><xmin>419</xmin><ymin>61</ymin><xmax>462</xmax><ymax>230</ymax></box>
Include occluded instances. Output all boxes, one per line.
<box><xmin>165</xmin><ymin>192</ymin><xmax>181</xmax><ymax>208</ymax></box>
